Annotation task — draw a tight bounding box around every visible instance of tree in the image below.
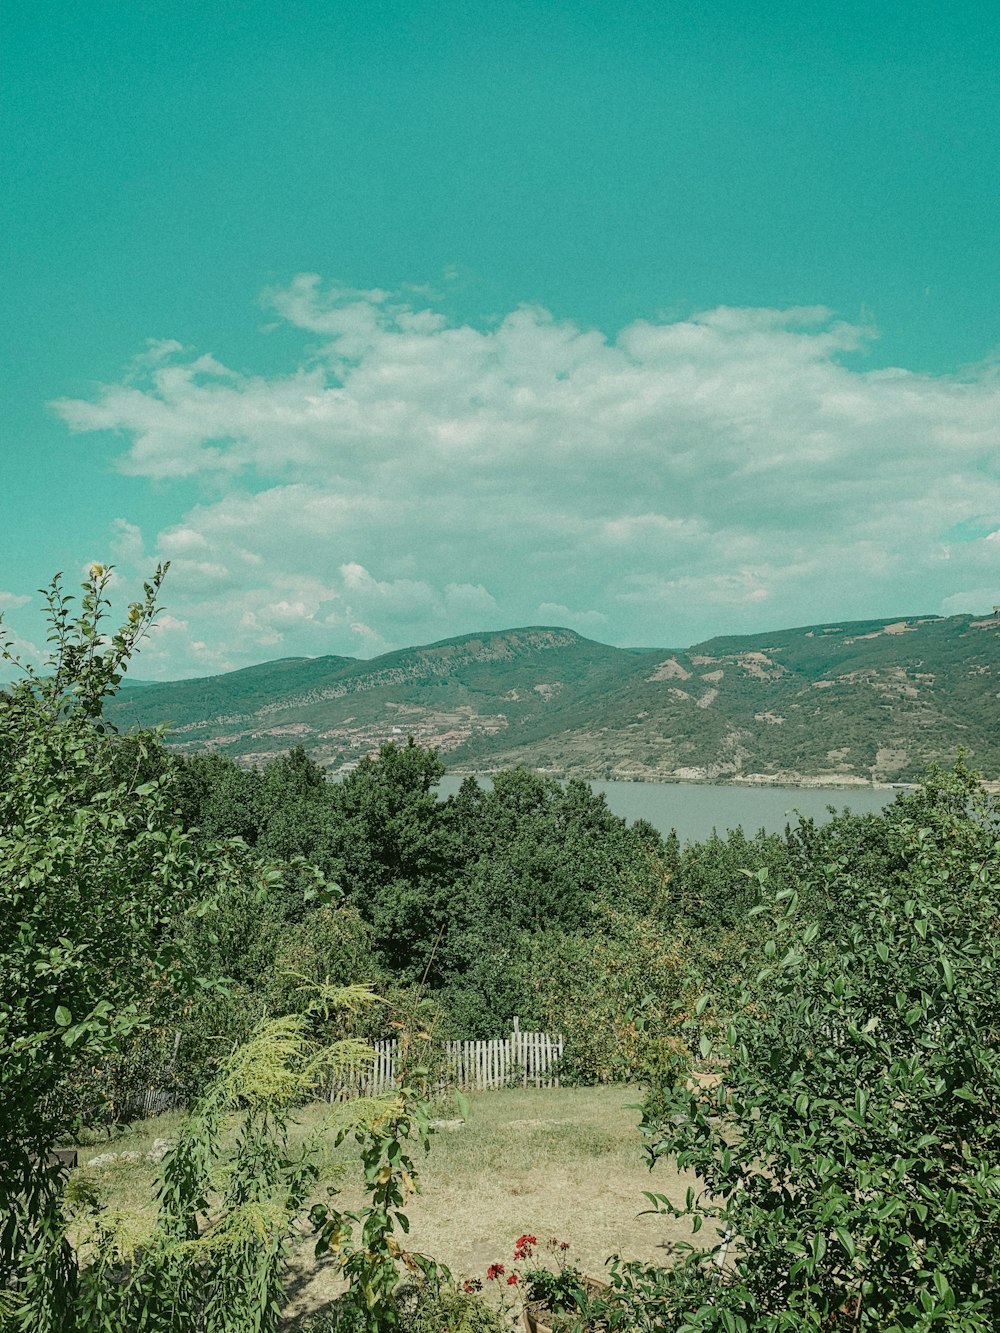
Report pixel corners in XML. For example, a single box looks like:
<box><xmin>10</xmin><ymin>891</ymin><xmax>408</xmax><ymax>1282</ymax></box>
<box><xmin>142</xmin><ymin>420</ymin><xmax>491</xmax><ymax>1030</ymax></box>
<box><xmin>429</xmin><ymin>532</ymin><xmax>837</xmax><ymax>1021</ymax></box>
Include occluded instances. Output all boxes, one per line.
<box><xmin>0</xmin><ymin>566</ymin><xmax>247</xmax><ymax>1326</ymax></box>
<box><xmin>330</xmin><ymin>739</ymin><xmax>457</xmax><ymax>980</ymax></box>
<box><xmin>438</xmin><ymin>770</ymin><xmax>669</xmax><ymax>1038</ymax></box>
<box><xmin>450</xmin><ymin>769</ymin><xmax>662</xmax><ymax>935</ymax></box>
<box><xmin>636</xmin><ymin>764</ymin><xmax>1000</xmax><ymax>1331</ymax></box>
<box><xmin>0</xmin><ymin>569</ymin><xmax>455</xmax><ymax>1332</ymax></box>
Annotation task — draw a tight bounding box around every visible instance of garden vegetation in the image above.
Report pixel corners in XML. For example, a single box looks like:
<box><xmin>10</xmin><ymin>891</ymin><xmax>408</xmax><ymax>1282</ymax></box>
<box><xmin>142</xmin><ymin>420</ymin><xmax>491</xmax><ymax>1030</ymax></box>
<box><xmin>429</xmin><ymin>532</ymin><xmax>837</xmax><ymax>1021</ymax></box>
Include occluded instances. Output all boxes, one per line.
<box><xmin>2</xmin><ymin>567</ymin><xmax>998</xmax><ymax>1329</ymax></box>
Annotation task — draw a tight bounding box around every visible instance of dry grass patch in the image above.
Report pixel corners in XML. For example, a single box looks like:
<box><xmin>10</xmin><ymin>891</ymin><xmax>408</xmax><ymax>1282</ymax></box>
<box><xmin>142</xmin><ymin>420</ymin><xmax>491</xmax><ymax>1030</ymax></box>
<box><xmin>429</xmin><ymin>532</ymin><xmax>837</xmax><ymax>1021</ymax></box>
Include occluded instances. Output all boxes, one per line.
<box><xmin>69</xmin><ymin>1085</ymin><xmax>698</xmax><ymax>1325</ymax></box>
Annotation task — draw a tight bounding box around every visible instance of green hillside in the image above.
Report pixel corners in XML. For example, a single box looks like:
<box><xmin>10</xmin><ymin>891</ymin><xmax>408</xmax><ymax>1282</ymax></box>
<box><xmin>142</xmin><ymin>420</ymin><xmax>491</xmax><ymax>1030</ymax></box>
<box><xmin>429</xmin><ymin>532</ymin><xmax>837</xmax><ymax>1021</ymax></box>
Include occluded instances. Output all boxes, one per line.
<box><xmin>104</xmin><ymin>613</ymin><xmax>1000</xmax><ymax>783</ymax></box>
<box><xmin>110</xmin><ymin>655</ymin><xmax>358</xmax><ymax>733</ymax></box>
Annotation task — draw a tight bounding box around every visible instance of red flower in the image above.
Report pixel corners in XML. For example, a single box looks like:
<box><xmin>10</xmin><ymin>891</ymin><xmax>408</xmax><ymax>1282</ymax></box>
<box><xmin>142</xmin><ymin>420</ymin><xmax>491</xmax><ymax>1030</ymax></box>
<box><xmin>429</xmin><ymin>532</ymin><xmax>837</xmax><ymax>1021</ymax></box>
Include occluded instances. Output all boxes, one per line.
<box><xmin>486</xmin><ymin>1264</ymin><xmax>505</xmax><ymax>1281</ymax></box>
<box><xmin>507</xmin><ymin>1274</ymin><xmax>518</xmax><ymax>1285</ymax></box>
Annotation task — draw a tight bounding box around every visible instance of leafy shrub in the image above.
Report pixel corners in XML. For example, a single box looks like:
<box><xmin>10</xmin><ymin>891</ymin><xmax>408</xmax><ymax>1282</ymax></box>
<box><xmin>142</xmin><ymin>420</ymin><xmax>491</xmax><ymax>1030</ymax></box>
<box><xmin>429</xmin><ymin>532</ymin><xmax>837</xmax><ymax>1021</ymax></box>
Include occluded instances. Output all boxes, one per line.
<box><xmin>12</xmin><ymin>992</ymin><xmax>442</xmax><ymax>1333</ymax></box>
<box><xmin>481</xmin><ymin>1235</ymin><xmax>607</xmax><ymax>1329</ymax></box>
<box><xmin>400</xmin><ymin>1280</ymin><xmax>507</xmax><ymax>1333</ymax></box>
<box><xmin>0</xmin><ymin>565</ymin><xmax>241</xmax><ymax>1320</ymax></box>
<box><xmin>0</xmin><ymin>568</ymin><xmax>448</xmax><ymax>1332</ymax></box>
<box><xmin>637</xmin><ymin>765</ymin><xmax>1000</xmax><ymax>1330</ymax></box>
<box><xmin>296</xmin><ymin>1280</ymin><xmax>506</xmax><ymax>1333</ymax></box>
<box><xmin>601</xmin><ymin>1256</ymin><xmax>715</xmax><ymax>1331</ymax></box>
<box><xmin>522</xmin><ymin>909</ymin><xmax>689</xmax><ymax>1083</ymax></box>
<box><xmin>639</xmin><ymin>1034</ymin><xmax>691</xmax><ymax>1123</ymax></box>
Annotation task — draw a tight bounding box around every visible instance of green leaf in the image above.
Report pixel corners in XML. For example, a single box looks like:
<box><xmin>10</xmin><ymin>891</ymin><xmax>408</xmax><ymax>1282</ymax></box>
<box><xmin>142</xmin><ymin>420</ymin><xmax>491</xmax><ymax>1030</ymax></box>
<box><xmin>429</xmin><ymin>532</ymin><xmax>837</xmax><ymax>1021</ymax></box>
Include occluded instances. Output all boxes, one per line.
<box><xmin>834</xmin><ymin>1227</ymin><xmax>855</xmax><ymax>1259</ymax></box>
<box><xmin>455</xmin><ymin>1091</ymin><xmax>470</xmax><ymax>1121</ymax></box>
<box><xmin>55</xmin><ymin>1006</ymin><xmax>71</xmax><ymax>1027</ymax></box>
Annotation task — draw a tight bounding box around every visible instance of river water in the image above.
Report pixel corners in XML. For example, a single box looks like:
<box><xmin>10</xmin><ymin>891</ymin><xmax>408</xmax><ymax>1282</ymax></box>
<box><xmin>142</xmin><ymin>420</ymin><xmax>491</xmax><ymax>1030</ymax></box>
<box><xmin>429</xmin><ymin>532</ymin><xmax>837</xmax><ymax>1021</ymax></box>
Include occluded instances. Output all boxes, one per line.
<box><xmin>436</xmin><ymin>774</ymin><xmax>899</xmax><ymax>843</ymax></box>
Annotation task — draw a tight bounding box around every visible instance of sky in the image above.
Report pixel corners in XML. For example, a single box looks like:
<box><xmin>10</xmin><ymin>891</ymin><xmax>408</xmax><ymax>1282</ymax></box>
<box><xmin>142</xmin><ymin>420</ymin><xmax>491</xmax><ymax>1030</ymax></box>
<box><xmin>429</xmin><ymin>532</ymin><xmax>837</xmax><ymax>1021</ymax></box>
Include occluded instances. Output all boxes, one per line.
<box><xmin>3</xmin><ymin>0</ymin><xmax>1000</xmax><ymax>679</ymax></box>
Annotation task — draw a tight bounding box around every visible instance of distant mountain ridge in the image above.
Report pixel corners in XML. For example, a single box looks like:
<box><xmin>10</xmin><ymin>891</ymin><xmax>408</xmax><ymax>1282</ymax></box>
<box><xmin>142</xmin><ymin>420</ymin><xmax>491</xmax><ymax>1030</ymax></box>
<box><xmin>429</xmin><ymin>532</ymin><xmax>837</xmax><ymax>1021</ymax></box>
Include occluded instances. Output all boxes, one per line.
<box><xmin>105</xmin><ymin>614</ymin><xmax>1000</xmax><ymax>785</ymax></box>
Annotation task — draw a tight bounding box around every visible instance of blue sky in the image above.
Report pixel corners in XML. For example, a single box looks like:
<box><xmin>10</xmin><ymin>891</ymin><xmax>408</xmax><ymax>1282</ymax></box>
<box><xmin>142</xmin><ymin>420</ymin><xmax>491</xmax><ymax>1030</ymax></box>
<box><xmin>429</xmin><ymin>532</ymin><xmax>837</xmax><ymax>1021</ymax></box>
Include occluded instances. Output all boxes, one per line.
<box><xmin>3</xmin><ymin>0</ymin><xmax>1000</xmax><ymax>677</ymax></box>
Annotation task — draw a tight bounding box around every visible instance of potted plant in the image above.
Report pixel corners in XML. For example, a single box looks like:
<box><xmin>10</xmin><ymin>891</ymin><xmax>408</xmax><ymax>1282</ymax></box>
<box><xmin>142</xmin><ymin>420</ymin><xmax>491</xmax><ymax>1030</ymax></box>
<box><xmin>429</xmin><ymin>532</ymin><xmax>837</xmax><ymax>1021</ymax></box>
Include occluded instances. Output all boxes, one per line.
<box><xmin>484</xmin><ymin>1237</ymin><xmax>608</xmax><ymax>1332</ymax></box>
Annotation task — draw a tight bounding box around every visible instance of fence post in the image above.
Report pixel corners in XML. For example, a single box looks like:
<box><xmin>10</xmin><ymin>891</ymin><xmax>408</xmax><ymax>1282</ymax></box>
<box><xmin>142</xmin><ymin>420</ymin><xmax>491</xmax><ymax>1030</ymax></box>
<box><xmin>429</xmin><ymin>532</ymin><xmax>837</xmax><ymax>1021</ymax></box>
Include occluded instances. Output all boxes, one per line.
<box><xmin>512</xmin><ymin>1015</ymin><xmax>526</xmax><ymax>1088</ymax></box>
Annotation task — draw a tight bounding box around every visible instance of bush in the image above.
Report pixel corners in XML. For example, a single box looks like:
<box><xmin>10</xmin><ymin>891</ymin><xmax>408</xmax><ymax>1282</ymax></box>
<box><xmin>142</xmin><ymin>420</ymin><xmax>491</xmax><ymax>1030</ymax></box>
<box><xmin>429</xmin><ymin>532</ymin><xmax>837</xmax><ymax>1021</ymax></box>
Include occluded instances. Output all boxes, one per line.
<box><xmin>522</xmin><ymin>909</ymin><xmax>689</xmax><ymax>1084</ymax></box>
<box><xmin>0</xmin><ymin>568</ymin><xmax>446</xmax><ymax>1331</ymax></box>
<box><xmin>637</xmin><ymin>764</ymin><xmax>1000</xmax><ymax>1330</ymax></box>
<box><xmin>401</xmin><ymin>1281</ymin><xmax>507</xmax><ymax>1333</ymax></box>
<box><xmin>0</xmin><ymin>565</ymin><xmax>241</xmax><ymax>1322</ymax></box>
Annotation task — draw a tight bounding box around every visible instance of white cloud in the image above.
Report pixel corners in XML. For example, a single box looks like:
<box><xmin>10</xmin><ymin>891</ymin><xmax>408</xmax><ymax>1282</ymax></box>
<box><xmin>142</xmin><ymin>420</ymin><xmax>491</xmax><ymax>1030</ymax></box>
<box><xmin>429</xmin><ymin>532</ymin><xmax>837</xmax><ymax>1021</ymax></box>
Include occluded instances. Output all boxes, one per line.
<box><xmin>47</xmin><ymin>280</ymin><xmax>1000</xmax><ymax>673</ymax></box>
<box><xmin>0</xmin><ymin>628</ymin><xmax>41</xmax><ymax>669</ymax></box>
<box><xmin>155</xmin><ymin>613</ymin><xmax>189</xmax><ymax>633</ymax></box>
<box><xmin>159</xmin><ymin>526</ymin><xmax>211</xmax><ymax>556</ymax></box>
<box><xmin>110</xmin><ymin>518</ymin><xmax>146</xmax><ymax>566</ymax></box>
<box><xmin>443</xmin><ymin>582</ymin><xmax>499</xmax><ymax>621</ymax></box>
<box><xmin>940</xmin><ymin>589</ymin><xmax>1000</xmax><ymax>616</ymax></box>
<box><xmin>164</xmin><ymin>559</ymin><xmax>233</xmax><ymax>591</ymax></box>
<box><xmin>339</xmin><ymin>562</ymin><xmax>438</xmax><ymax>619</ymax></box>
<box><xmin>536</xmin><ymin>602</ymin><xmax>608</xmax><ymax>629</ymax></box>
<box><xmin>349</xmin><ymin>621</ymin><xmax>390</xmax><ymax>655</ymax></box>
<box><xmin>0</xmin><ymin>591</ymin><xmax>30</xmax><ymax>612</ymax></box>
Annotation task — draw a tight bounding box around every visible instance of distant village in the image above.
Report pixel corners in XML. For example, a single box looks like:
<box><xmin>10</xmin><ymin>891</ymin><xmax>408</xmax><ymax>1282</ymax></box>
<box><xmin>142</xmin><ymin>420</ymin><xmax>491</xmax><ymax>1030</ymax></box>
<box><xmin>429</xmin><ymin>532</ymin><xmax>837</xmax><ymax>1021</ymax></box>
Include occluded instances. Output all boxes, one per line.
<box><xmin>175</xmin><ymin>706</ymin><xmax>510</xmax><ymax>771</ymax></box>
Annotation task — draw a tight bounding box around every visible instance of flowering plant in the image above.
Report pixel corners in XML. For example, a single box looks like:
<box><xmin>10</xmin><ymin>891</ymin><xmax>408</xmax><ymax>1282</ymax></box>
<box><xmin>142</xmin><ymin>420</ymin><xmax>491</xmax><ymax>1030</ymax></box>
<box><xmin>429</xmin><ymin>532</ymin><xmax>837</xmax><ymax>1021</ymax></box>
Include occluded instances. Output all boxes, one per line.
<box><xmin>485</xmin><ymin>1236</ymin><xmax>595</xmax><ymax>1319</ymax></box>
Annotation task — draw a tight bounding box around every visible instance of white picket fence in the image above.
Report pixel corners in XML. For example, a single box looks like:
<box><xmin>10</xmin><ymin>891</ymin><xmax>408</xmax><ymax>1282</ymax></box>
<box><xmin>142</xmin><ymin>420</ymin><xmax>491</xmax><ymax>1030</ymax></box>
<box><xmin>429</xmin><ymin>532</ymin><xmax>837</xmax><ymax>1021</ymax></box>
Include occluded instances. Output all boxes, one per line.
<box><xmin>120</xmin><ymin>1018</ymin><xmax>565</xmax><ymax>1117</ymax></box>
<box><xmin>131</xmin><ymin>1085</ymin><xmax>179</xmax><ymax>1120</ymax></box>
<box><xmin>331</xmin><ymin>1017</ymin><xmax>564</xmax><ymax>1099</ymax></box>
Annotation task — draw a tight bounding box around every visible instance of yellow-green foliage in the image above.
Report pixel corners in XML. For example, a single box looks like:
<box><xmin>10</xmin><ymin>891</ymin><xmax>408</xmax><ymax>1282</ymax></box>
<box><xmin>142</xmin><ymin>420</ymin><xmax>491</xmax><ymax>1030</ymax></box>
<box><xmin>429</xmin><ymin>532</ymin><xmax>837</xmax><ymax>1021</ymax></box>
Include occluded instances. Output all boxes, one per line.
<box><xmin>23</xmin><ymin>988</ymin><xmax>428</xmax><ymax>1333</ymax></box>
<box><xmin>209</xmin><ymin>998</ymin><xmax>379</xmax><ymax>1113</ymax></box>
<box><xmin>525</xmin><ymin>907</ymin><xmax>690</xmax><ymax>1083</ymax></box>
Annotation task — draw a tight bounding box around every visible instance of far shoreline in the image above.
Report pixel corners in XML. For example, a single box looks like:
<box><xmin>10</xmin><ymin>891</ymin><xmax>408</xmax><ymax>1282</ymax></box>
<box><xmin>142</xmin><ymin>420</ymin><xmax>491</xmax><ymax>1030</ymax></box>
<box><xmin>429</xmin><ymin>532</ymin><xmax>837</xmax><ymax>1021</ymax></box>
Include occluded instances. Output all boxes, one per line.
<box><xmin>443</xmin><ymin>766</ymin><xmax>923</xmax><ymax>792</ymax></box>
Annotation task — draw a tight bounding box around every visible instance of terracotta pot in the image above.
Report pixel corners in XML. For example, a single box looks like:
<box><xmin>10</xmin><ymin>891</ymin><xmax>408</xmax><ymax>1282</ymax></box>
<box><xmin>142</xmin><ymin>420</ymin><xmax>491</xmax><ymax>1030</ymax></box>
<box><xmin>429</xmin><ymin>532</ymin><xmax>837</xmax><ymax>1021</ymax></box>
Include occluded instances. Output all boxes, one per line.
<box><xmin>522</xmin><ymin>1277</ymin><xmax>608</xmax><ymax>1333</ymax></box>
<box><xmin>523</xmin><ymin>1302</ymin><xmax>554</xmax><ymax>1333</ymax></box>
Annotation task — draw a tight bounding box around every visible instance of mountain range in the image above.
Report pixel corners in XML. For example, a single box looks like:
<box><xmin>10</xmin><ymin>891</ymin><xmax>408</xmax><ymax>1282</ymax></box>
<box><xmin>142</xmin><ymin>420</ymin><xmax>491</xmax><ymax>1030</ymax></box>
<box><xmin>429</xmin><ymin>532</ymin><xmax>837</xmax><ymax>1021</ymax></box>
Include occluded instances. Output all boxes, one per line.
<box><xmin>103</xmin><ymin>611</ymin><xmax>1000</xmax><ymax>786</ymax></box>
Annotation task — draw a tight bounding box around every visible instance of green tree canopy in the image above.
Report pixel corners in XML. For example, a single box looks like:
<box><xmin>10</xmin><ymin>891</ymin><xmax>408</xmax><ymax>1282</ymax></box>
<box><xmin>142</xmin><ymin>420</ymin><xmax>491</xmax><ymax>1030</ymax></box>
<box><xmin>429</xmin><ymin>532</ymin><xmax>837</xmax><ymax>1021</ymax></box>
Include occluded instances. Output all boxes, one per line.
<box><xmin>637</xmin><ymin>764</ymin><xmax>1000</xmax><ymax>1330</ymax></box>
<box><xmin>0</xmin><ymin>567</ymin><xmax>288</xmax><ymax>1324</ymax></box>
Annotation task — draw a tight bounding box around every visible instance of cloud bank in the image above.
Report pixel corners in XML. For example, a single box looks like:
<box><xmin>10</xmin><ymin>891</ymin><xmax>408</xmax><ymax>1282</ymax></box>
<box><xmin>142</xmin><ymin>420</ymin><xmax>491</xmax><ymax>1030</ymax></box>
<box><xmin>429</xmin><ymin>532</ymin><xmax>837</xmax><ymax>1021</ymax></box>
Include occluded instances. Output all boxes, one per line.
<box><xmin>46</xmin><ymin>278</ymin><xmax>1000</xmax><ymax>675</ymax></box>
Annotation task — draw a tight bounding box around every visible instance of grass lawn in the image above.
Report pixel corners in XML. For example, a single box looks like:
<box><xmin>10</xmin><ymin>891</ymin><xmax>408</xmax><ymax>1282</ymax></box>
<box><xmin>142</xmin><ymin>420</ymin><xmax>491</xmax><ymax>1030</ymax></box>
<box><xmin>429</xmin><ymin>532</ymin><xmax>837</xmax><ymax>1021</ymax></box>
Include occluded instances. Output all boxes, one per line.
<box><xmin>70</xmin><ymin>1085</ymin><xmax>699</xmax><ymax>1324</ymax></box>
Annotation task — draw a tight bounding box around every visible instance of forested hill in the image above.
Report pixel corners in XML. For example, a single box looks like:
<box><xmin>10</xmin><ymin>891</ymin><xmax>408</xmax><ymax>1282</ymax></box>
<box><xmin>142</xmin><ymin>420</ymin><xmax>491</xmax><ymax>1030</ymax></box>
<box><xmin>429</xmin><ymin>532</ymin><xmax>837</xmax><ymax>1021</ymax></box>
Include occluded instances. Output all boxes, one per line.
<box><xmin>107</xmin><ymin>613</ymin><xmax>1000</xmax><ymax>784</ymax></box>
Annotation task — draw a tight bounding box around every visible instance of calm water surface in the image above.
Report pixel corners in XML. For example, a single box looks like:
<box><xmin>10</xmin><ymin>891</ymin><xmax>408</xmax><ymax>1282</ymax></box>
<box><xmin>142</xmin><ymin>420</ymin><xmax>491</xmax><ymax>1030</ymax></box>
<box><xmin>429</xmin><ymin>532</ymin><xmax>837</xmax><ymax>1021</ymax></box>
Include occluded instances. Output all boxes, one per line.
<box><xmin>436</xmin><ymin>774</ymin><xmax>898</xmax><ymax>843</ymax></box>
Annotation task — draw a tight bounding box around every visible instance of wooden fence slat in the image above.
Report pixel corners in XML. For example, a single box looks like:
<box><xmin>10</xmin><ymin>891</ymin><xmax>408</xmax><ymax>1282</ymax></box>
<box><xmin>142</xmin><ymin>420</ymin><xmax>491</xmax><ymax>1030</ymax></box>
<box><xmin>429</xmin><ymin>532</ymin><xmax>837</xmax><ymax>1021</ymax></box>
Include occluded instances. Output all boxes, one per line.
<box><xmin>131</xmin><ymin>1026</ymin><xmax>564</xmax><ymax>1110</ymax></box>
